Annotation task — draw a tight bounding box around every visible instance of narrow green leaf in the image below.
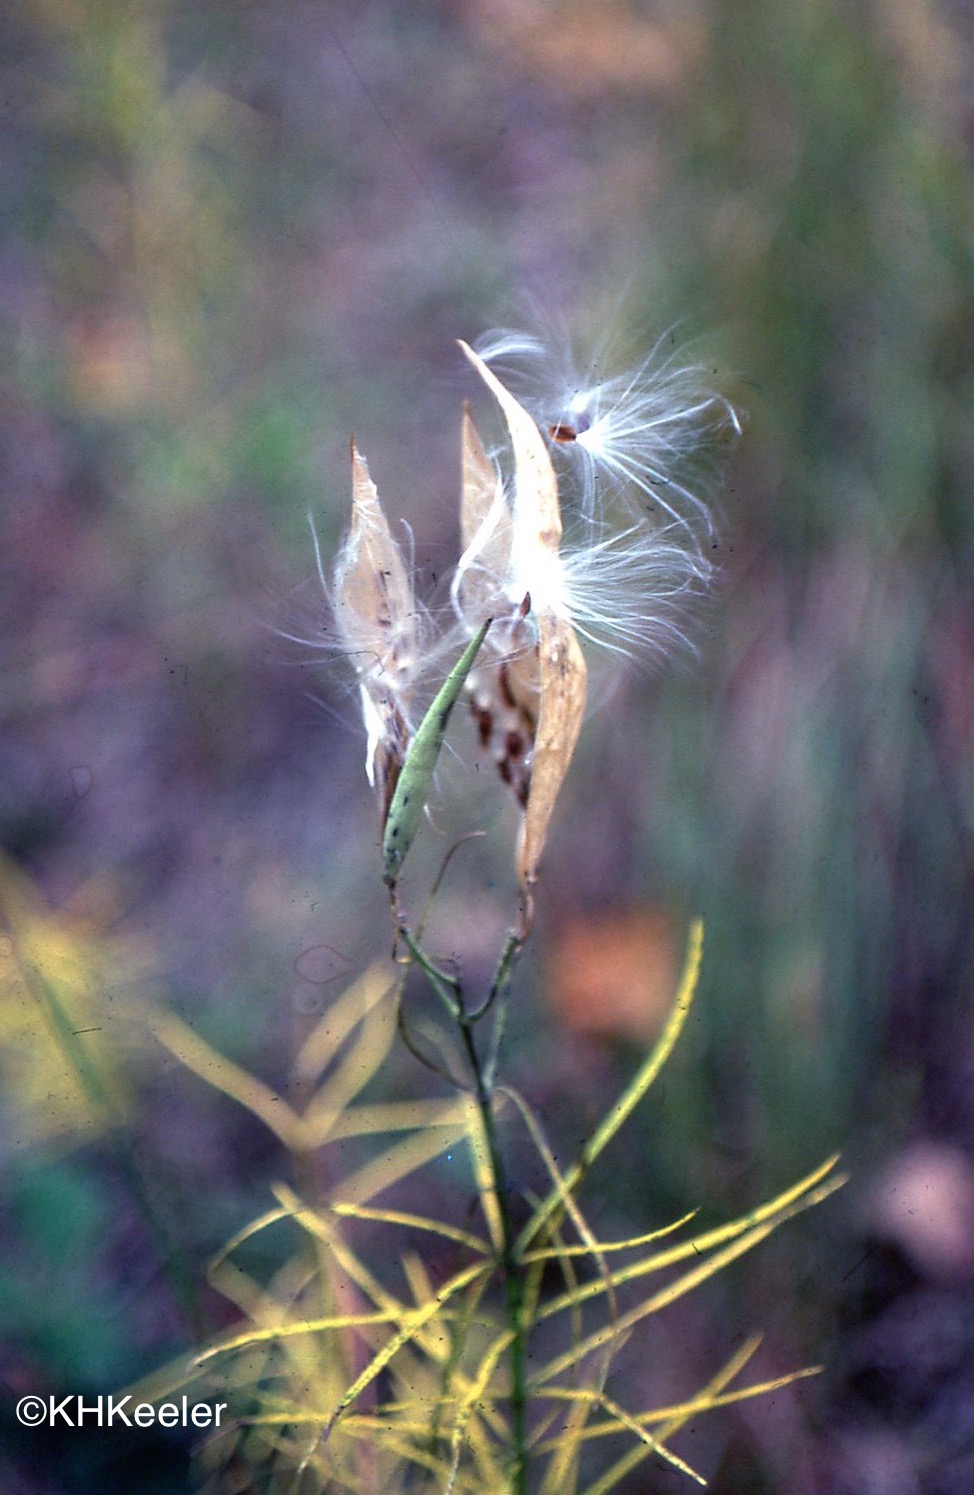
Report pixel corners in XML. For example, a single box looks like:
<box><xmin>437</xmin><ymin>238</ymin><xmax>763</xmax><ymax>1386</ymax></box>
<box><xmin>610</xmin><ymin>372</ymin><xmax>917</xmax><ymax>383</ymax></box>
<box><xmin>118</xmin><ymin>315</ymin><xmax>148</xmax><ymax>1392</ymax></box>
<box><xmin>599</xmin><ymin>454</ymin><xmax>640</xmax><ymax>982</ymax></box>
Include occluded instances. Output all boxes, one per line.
<box><xmin>517</xmin><ymin>919</ymin><xmax>704</xmax><ymax>1255</ymax></box>
<box><xmin>535</xmin><ymin>1159</ymin><xmax>845</xmax><ymax>1323</ymax></box>
<box><xmin>578</xmin><ymin>1336</ymin><xmax>764</xmax><ymax>1495</ymax></box>
<box><xmin>322</xmin><ymin>1259</ymin><xmax>490</xmax><ymax>1433</ymax></box>
<box><xmin>383</xmin><ymin>618</ymin><xmax>491</xmax><ymax>887</ymax></box>
<box><xmin>531</xmin><ymin>1173</ymin><xmax>843</xmax><ymax>1388</ymax></box>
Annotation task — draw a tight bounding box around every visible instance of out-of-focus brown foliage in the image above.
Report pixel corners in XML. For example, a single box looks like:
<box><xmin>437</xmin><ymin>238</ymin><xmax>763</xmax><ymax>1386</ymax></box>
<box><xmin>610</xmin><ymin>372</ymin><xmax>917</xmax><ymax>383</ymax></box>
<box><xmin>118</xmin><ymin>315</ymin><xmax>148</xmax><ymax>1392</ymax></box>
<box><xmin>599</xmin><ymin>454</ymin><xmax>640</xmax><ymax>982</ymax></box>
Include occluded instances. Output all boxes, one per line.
<box><xmin>546</xmin><ymin>906</ymin><xmax>679</xmax><ymax>1046</ymax></box>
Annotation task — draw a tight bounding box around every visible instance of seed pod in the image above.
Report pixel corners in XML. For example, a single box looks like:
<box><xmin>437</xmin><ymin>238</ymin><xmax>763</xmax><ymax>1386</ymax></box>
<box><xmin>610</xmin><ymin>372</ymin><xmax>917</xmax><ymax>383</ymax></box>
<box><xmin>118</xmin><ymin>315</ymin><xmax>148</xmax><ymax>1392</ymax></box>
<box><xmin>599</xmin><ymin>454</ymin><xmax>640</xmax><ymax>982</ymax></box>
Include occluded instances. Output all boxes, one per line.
<box><xmin>516</xmin><ymin>610</ymin><xmax>586</xmax><ymax>891</ymax></box>
<box><xmin>383</xmin><ymin>618</ymin><xmax>491</xmax><ymax>889</ymax></box>
<box><xmin>459</xmin><ymin>342</ymin><xmax>587</xmax><ymax>894</ymax></box>
<box><xmin>333</xmin><ymin>442</ymin><xmax>419</xmax><ymax>819</ymax></box>
<box><xmin>452</xmin><ymin>403</ymin><xmax>513</xmax><ymax>625</ymax></box>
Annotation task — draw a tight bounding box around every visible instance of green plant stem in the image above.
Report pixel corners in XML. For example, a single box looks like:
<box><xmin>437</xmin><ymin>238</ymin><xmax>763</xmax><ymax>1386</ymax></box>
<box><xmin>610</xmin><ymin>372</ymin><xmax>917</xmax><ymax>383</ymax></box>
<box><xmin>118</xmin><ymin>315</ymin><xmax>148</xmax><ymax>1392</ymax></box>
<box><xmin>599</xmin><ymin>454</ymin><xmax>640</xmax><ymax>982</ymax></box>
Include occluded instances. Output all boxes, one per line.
<box><xmin>457</xmin><ymin>1015</ymin><xmax>528</xmax><ymax>1495</ymax></box>
<box><xmin>396</xmin><ymin>921</ymin><xmax>462</xmax><ymax>1020</ymax></box>
<box><xmin>403</xmin><ymin>919</ymin><xmax>529</xmax><ymax>1493</ymax></box>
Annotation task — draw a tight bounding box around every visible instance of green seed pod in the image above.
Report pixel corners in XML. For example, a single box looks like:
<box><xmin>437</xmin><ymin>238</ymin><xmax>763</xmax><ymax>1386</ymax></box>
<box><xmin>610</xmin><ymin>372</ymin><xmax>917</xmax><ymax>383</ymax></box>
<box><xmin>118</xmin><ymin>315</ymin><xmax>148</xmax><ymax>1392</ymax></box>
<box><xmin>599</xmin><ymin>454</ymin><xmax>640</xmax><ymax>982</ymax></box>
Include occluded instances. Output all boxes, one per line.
<box><xmin>382</xmin><ymin>618</ymin><xmax>491</xmax><ymax>888</ymax></box>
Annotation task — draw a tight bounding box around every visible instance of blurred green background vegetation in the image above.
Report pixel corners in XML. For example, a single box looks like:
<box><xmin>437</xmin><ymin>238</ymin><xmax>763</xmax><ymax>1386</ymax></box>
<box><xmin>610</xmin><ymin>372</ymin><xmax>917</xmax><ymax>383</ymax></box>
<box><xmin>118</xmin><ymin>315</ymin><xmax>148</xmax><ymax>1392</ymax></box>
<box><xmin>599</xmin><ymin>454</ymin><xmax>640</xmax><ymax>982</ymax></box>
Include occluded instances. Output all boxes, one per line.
<box><xmin>2</xmin><ymin>1</ymin><xmax>973</xmax><ymax>1490</ymax></box>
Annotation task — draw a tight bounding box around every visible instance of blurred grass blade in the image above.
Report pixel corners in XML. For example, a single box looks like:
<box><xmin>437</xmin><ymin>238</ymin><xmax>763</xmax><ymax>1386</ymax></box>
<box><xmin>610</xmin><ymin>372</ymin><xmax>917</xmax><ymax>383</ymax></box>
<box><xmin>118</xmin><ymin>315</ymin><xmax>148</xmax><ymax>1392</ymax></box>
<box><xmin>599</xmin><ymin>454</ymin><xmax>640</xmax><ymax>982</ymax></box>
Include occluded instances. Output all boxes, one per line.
<box><xmin>299</xmin><ymin>974</ymin><xmax>399</xmax><ymax>1139</ymax></box>
<box><xmin>338</xmin><ymin>1113</ymin><xmax>472</xmax><ymax>1204</ymax></box>
<box><xmin>293</xmin><ymin>961</ymin><xmax>398</xmax><ymax>1085</ymax></box>
<box><xmin>208</xmin><ymin>1204</ymin><xmax>294</xmax><ymax>1275</ymax></box>
<box><xmin>324</xmin><ymin>1096</ymin><xmax>471</xmax><ymax>1141</ymax></box>
<box><xmin>151</xmin><ymin>1011</ymin><xmax>304</xmax><ymax>1148</ymax></box>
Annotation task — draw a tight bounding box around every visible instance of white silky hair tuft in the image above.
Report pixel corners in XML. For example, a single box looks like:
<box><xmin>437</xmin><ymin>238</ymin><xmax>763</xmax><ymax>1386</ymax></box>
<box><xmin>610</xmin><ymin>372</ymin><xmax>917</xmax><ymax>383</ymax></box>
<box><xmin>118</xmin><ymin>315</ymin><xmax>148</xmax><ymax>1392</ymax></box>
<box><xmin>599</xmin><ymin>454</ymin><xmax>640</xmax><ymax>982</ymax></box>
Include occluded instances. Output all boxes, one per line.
<box><xmin>473</xmin><ymin>324</ymin><xmax>740</xmax><ymax>550</ymax></box>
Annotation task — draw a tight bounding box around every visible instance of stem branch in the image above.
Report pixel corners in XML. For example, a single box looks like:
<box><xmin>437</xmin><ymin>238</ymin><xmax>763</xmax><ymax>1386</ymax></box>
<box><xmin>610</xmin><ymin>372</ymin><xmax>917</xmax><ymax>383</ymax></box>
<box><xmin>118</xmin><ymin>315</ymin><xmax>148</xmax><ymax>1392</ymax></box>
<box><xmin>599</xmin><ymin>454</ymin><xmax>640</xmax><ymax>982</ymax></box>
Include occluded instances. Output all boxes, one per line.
<box><xmin>457</xmin><ymin>1016</ymin><xmax>527</xmax><ymax>1495</ymax></box>
<box><xmin>401</xmin><ymin>917</ymin><xmax>529</xmax><ymax>1493</ymax></box>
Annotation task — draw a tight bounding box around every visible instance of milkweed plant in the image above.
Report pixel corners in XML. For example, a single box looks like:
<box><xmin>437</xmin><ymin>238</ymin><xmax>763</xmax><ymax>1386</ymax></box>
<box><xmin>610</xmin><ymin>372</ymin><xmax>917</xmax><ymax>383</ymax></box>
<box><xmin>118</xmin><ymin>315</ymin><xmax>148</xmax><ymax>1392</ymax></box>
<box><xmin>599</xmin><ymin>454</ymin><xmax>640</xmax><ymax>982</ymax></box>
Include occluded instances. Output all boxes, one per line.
<box><xmin>136</xmin><ymin>331</ymin><xmax>844</xmax><ymax>1493</ymax></box>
